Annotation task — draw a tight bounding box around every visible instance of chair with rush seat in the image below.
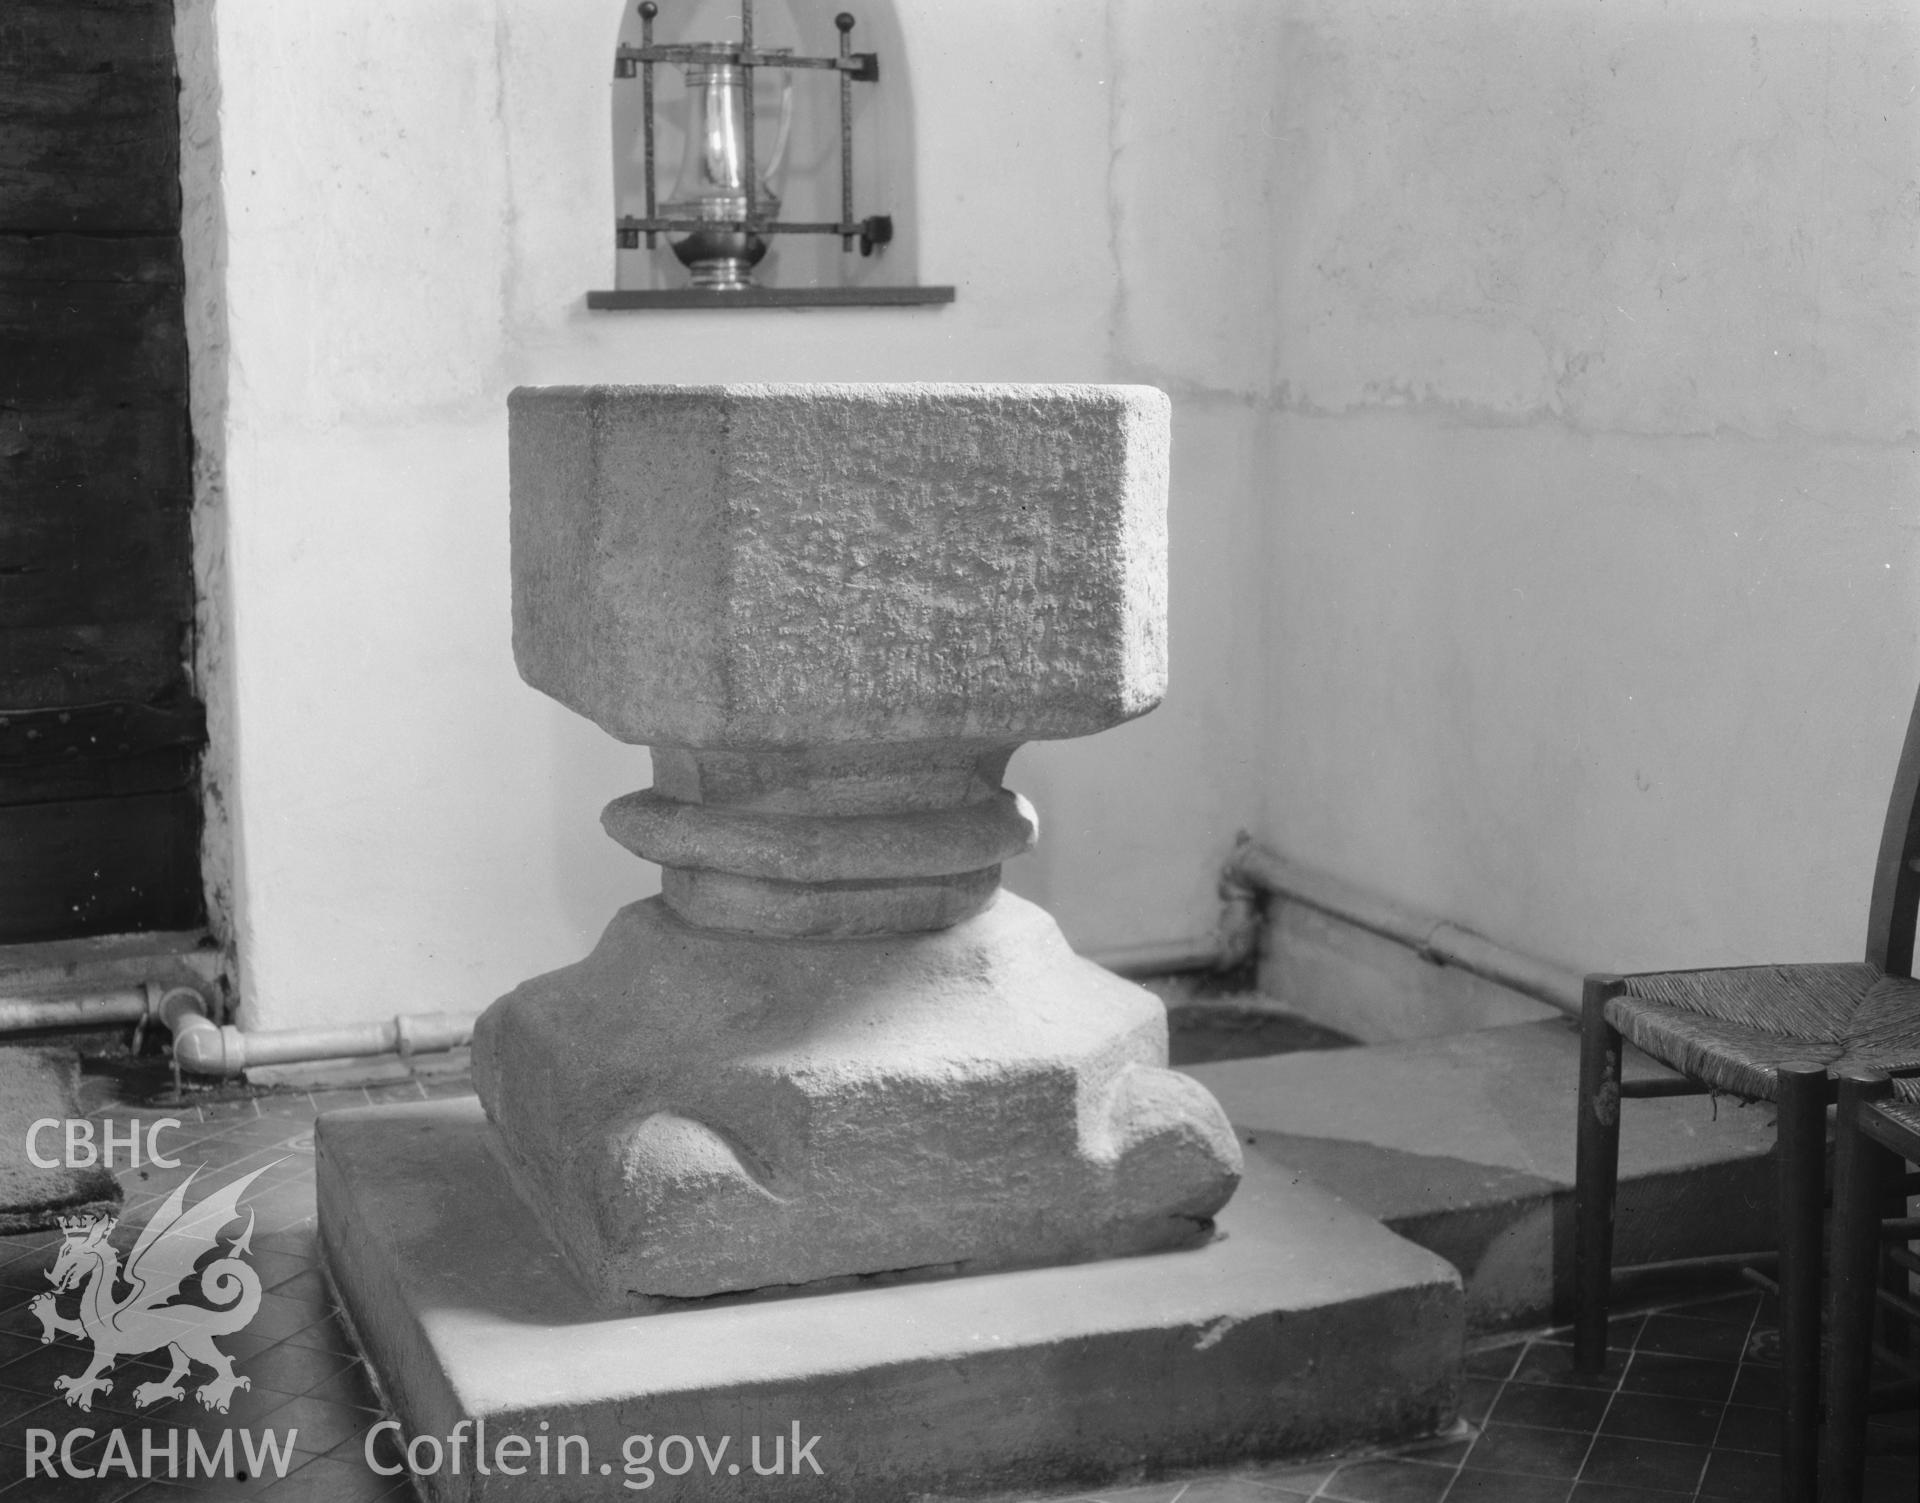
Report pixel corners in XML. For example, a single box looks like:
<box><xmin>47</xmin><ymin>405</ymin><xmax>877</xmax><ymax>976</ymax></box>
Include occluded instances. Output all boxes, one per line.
<box><xmin>1573</xmin><ymin>680</ymin><xmax>1920</xmax><ymax>1503</ymax></box>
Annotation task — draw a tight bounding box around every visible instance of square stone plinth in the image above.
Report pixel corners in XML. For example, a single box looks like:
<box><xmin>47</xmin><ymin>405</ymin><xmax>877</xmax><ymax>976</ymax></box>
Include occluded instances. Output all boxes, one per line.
<box><xmin>318</xmin><ymin>1098</ymin><xmax>1462</xmax><ymax>1503</ymax></box>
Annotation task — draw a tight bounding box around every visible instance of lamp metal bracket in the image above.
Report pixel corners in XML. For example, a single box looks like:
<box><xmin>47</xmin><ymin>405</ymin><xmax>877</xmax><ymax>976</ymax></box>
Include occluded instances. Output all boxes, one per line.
<box><xmin>614</xmin><ymin>1</ymin><xmax>882</xmax><ymax>254</ymax></box>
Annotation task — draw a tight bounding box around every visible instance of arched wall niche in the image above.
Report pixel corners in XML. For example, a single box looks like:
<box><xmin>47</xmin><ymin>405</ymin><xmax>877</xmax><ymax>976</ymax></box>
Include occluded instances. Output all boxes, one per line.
<box><xmin>610</xmin><ymin>0</ymin><xmax>919</xmax><ymax>292</ymax></box>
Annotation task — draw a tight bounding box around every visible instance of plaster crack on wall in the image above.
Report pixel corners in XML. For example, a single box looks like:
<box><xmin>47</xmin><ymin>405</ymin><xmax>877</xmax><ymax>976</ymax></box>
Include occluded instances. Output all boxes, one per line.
<box><xmin>1102</xmin><ymin>0</ymin><xmax>1133</xmax><ymax>379</ymax></box>
<box><xmin>489</xmin><ymin>0</ymin><xmax>521</xmax><ymax>363</ymax></box>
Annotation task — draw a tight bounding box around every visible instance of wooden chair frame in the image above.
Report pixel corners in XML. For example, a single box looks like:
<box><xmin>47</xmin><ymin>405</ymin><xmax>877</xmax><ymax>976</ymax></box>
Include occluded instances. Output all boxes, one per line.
<box><xmin>1573</xmin><ymin>683</ymin><xmax>1920</xmax><ymax>1503</ymax></box>
<box><xmin>1821</xmin><ymin>1071</ymin><xmax>1920</xmax><ymax>1503</ymax></box>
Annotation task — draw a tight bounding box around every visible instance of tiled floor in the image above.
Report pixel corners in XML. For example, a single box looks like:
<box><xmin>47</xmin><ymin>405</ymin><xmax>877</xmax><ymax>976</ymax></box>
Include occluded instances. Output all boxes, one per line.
<box><xmin>0</xmin><ymin>1056</ymin><xmax>1914</xmax><ymax>1503</ymax></box>
<box><xmin>0</xmin><ymin>1062</ymin><xmax>467</xmax><ymax>1502</ymax></box>
<box><xmin>1030</xmin><ymin>1294</ymin><xmax>1920</xmax><ymax>1503</ymax></box>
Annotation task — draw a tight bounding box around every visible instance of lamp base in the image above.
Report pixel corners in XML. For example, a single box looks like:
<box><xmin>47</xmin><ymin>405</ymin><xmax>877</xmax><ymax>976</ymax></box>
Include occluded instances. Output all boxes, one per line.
<box><xmin>679</xmin><ymin>256</ymin><xmax>762</xmax><ymax>291</ymax></box>
<box><xmin>667</xmin><ymin>223</ymin><xmax>771</xmax><ymax>290</ymax></box>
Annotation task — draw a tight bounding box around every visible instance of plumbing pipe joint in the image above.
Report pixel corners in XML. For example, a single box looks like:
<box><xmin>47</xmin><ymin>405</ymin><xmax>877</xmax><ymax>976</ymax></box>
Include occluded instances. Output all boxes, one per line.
<box><xmin>151</xmin><ymin>985</ymin><xmax>475</xmax><ymax>1078</ymax></box>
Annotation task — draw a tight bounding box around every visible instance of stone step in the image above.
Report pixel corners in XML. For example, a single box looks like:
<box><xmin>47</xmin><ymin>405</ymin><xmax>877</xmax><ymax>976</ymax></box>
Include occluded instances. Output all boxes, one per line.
<box><xmin>318</xmin><ymin>1096</ymin><xmax>1464</xmax><ymax>1500</ymax></box>
<box><xmin>1186</xmin><ymin>1017</ymin><xmax>1779</xmax><ymax>1332</ymax></box>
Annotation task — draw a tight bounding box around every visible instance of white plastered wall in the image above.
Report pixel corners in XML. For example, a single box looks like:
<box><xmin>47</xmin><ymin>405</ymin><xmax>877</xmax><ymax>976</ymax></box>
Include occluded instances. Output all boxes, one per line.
<box><xmin>176</xmin><ymin>1</ymin><xmax>1920</xmax><ymax>1033</ymax></box>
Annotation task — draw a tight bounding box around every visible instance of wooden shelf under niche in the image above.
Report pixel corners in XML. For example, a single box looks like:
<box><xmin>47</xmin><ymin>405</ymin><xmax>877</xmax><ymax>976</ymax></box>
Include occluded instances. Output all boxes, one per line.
<box><xmin>587</xmin><ymin>285</ymin><xmax>954</xmax><ymax>309</ymax></box>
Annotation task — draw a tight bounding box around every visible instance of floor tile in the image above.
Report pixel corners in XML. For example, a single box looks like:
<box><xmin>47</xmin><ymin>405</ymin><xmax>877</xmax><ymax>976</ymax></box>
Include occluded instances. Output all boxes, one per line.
<box><xmin>361</xmin><ymin>1082</ymin><xmax>427</xmax><ymax>1105</ymax></box>
<box><xmin>1462</xmin><ymin>1425</ymin><xmax>1590</xmax><ymax>1480</ymax></box>
<box><xmin>243</xmin><ymin>1294</ymin><xmax>326</xmax><ymax>1345</ymax></box>
<box><xmin>1487</xmin><ymin>1383</ymin><xmax>1610</xmax><ymax>1435</ymax></box>
<box><xmin>263</xmin><ymin>1268</ymin><xmax>325</xmax><ymax>1306</ymax></box>
<box><xmin>1661</xmin><ymin>1291</ymin><xmax>1759</xmax><ymax>1327</ymax></box>
<box><xmin>1170</xmin><ymin>1479</ymin><xmax>1313</xmax><ymax>1502</ymax></box>
<box><xmin>0</xmin><ymin>1296</ymin><xmax>59</xmax><ymax>1346</ymax></box>
<box><xmin>252</xmin><ymin>1094</ymin><xmax>316</xmax><ymax>1120</ymax></box>
<box><xmin>299</xmin><ymin>1366</ymin><xmax>382</xmax><ymax>1428</ymax></box>
<box><xmin>1727</xmin><ymin>1363</ymin><xmax>1780</xmax><ymax>1409</ymax></box>
<box><xmin>305</xmin><ymin>1090</ymin><xmax>373</xmax><ymax>1116</ymax></box>
<box><xmin>1459</xmin><ymin>1379</ymin><xmax>1503</xmax><ymax>1425</ymax></box>
<box><xmin>1577</xmin><ymin>1435</ymin><xmax>1709</xmax><ymax>1494</ymax></box>
<box><xmin>1565</xmin><ymin>1485</ymin><xmax>1695</xmax><ymax>1502</ymax></box>
<box><xmin>194</xmin><ymin>1098</ymin><xmax>261</xmax><ymax>1123</ymax></box>
<box><xmin>1710</xmin><ymin>1402</ymin><xmax>1779</xmax><ymax>1455</ymax></box>
<box><xmin>1509</xmin><ymin>1344</ymin><xmax>1620</xmax><ymax>1391</ymax></box>
<box><xmin>1615</xmin><ymin>1351</ymin><xmax>1737</xmax><ymax>1404</ymax></box>
<box><xmin>0</xmin><ymin>1338</ymin><xmax>111</xmax><ymax>1398</ymax></box>
<box><xmin>1239</xmin><ymin>1459</ymin><xmax>1340</xmax><ymax>1493</ymax></box>
<box><xmin>1694</xmin><ymin>1444</ymin><xmax>1778</xmax><ymax>1500</ymax></box>
<box><xmin>246</xmin><ymin>1253</ymin><xmax>315</xmax><ymax>1295</ymax></box>
<box><xmin>1632</xmin><ymin>1314</ymin><xmax>1750</xmax><ymax>1364</ymax></box>
<box><xmin>0</xmin><ymin>1465</ymin><xmax>150</xmax><ymax>1501</ymax></box>
<box><xmin>0</xmin><ymin>1259</ymin><xmax>57</xmax><ymax>1296</ymax></box>
<box><xmin>255</xmin><ymin>1453</ymin><xmax>392</xmax><ymax>1502</ymax></box>
<box><xmin>1441</xmin><ymin>1469</ymin><xmax>1571</xmax><ymax>1501</ymax></box>
<box><xmin>235</xmin><ymin>1343</ymin><xmax>357</xmax><ymax>1402</ymax></box>
<box><xmin>0</xmin><ymin>1236</ymin><xmax>58</xmax><ymax>1271</ymax></box>
<box><xmin>278</xmin><ymin>1318</ymin><xmax>357</xmax><ymax>1360</ymax></box>
<box><xmin>1465</xmin><ymin>1346</ymin><xmax>1524</xmax><ymax>1381</ymax></box>
<box><xmin>0</xmin><ymin>1387</ymin><xmax>54</xmax><ymax>1429</ymax></box>
<box><xmin>251</xmin><ymin>1230</ymin><xmax>319</xmax><ymax>1261</ymax></box>
<box><xmin>1395</xmin><ymin>1432</ymin><xmax>1473</xmax><ymax>1469</ymax></box>
<box><xmin>1318</xmin><ymin>1458</ymin><xmax>1456</xmax><ymax>1502</ymax></box>
<box><xmin>0</xmin><ymin>1345</ymin><xmax>45</xmax><ymax>1393</ymax></box>
<box><xmin>214</xmin><ymin>1330</ymin><xmax>281</xmax><ymax>1367</ymax></box>
<box><xmin>1596</xmin><ymin>1390</ymin><xmax>1723</xmax><ymax>1447</ymax></box>
<box><xmin>255</xmin><ymin>1391</ymin><xmax>371</xmax><ymax>1459</ymax></box>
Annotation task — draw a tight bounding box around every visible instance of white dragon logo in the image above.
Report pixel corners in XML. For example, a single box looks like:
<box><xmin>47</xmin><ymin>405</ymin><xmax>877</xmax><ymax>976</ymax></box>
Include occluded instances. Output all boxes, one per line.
<box><xmin>30</xmin><ymin>1163</ymin><xmax>272</xmax><ymax>1413</ymax></box>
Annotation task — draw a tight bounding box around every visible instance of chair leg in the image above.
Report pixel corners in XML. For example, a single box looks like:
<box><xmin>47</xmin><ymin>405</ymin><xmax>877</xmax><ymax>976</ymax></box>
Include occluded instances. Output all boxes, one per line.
<box><xmin>1878</xmin><ymin>1173</ymin><xmax>1911</xmax><ymax>1362</ymax></box>
<box><xmin>1822</xmin><ymin>1070</ymin><xmax>1894</xmax><ymax>1503</ymax></box>
<box><xmin>1574</xmin><ymin>977</ymin><xmax>1625</xmax><ymax>1372</ymax></box>
<box><xmin>1774</xmin><ymin>1060</ymin><xmax>1829</xmax><ymax>1503</ymax></box>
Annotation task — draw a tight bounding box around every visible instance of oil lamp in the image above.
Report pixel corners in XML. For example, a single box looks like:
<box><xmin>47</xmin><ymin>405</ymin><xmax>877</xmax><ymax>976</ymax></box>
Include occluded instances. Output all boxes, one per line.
<box><xmin>615</xmin><ymin>0</ymin><xmax>893</xmax><ymax>291</ymax></box>
<box><xmin>659</xmin><ymin>49</ymin><xmax>792</xmax><ymax>288</ymax></box>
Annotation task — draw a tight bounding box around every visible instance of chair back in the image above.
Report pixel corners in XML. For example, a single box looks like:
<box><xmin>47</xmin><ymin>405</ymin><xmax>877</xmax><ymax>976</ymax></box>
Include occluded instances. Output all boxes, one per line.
<box><xmin>1866</xmin><ymin>679</ymin><xmax>1920</xmax><ymax>976</ymax></box>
